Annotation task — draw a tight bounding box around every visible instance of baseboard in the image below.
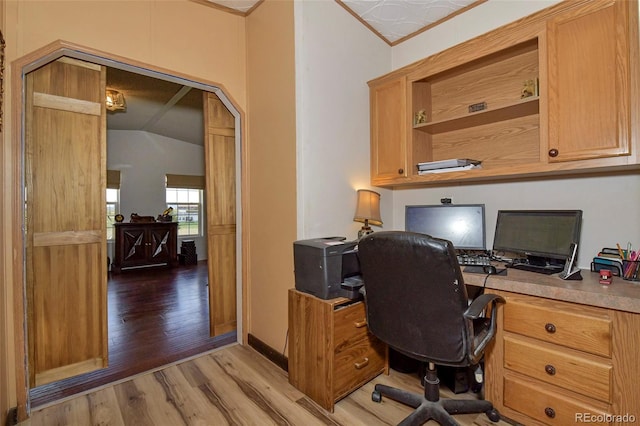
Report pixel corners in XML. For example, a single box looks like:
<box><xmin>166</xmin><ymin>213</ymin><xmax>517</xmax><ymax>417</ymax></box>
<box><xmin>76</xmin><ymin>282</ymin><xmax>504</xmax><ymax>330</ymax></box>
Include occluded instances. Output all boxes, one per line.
<box><xmin>247</xmin><ymin>333</ymin><xmax>288</xmax><ymax>372</ymax></box>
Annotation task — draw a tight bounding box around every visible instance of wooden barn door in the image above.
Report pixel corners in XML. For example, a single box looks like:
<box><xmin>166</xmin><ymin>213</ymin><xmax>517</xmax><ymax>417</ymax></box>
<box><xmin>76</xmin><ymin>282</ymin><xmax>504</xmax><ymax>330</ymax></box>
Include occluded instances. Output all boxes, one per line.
<box><xmin>203</xmin><ymin>93</ymin><xmax>237</xmax><ymax>336</ymax></box>
<box><xmin>25</xmin><ymin>57</ymin><xmax>108</xmax><ymax>386</ymax></box>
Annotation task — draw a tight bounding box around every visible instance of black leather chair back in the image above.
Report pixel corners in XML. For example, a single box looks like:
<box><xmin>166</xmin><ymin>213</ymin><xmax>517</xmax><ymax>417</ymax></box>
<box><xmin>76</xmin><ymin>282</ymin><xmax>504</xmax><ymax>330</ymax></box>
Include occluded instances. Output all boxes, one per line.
<box><xmin>358</xmin><ymin>231</ymin><xmax>472</xmax><ymax>366</ymax></box>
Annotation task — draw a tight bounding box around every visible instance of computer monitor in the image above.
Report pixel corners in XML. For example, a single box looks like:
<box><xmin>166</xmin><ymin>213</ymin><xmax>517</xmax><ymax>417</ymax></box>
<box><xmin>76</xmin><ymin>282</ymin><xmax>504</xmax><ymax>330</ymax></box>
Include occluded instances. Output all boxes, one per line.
<box><xmin>492</xmin><ymin>210</ymin><xmax>582</xmax><ymax>264</ymax></box>
<box><xmin>405</xmin><ymin>204</ymin><xmax>486</xmax><ymax>251</ymax></box>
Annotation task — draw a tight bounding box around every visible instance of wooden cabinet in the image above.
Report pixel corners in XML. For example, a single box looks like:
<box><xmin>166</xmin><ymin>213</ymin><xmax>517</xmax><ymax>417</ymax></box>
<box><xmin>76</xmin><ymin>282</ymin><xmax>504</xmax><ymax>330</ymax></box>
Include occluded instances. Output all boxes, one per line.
<box><xmin>547</xmin><ymin>0</ymin><xmax>632</xmax><ymax>162</ymax></box>
<box><xmin>369</xmin><ymin>75</ymin><xmax>408</xmax><ymax>184</ymax></box>
<box><xmin>288</xmin><ymin>289</ymin><xmax>387</xmax><ymax>412</ymax></box>
<box><xmin>485</xmin><ymin>290</ymin><xmax>640</xmax><ymax>425</ymax></box>
<box><xmin>368</xmin><ymin>0</ymin><xmax>640</xmax><ymax>188</ymax></box>
<box><xmin>112</xmin><ymin>222</ymin><xmax>178</xmax><ymax>273</ymax></box>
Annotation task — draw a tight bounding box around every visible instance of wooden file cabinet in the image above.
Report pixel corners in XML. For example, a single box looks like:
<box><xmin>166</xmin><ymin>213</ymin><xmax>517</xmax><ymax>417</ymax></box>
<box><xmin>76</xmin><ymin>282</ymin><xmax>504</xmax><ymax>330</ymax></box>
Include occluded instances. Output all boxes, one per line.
<box><xmin>112</xmin><ymin>222</ymin><xmax>178</xmax><ymax>273</ymax></box>
<box><xmin>485</xmin><ymin>290</ymin><xmax>640</xmax><ymax>426</ymax></box>
<box><xmin>288</xmin><ymin>289</ymin><xmax>387</xmax><ymax>412</ymax></box>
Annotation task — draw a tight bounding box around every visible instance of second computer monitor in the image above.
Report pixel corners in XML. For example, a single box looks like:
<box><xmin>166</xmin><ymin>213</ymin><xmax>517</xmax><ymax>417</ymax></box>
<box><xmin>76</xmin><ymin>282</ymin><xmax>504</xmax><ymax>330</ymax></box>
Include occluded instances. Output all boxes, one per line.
<box><xmin>405</xmin><ymin>204</ymin><xmax>486</xmax><ymax>251</ymax></box>
<box><xmin>492</xmin><ymin>209</ymin><xmax>582</xmax><ymax>262</ymax></box>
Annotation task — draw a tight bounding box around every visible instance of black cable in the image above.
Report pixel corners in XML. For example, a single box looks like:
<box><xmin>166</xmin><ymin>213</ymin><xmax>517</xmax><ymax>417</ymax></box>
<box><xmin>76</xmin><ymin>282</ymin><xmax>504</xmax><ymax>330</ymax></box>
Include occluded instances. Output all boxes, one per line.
<box><xmin>483</xmin><ymin>272</ymin><xmax>491</xmax><ymax>287</ymax></box>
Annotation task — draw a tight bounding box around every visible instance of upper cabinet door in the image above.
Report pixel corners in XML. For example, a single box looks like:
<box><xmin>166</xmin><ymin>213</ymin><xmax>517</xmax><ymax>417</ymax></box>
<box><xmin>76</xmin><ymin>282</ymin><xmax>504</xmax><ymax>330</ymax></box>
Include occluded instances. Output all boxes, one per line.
<box><xmin>547</xmin><ymin>0</ymin><xmax>633</xmax><ymax>162</ymax></box>
<box><xmin>369</xmin><ymin>76</ymin><xmax>408</xmax><ymax>184</ymax></box>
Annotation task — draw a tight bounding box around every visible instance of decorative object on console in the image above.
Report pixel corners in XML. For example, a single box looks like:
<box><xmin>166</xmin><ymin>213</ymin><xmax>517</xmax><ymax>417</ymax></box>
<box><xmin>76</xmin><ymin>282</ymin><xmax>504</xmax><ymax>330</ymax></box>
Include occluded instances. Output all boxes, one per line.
<box><xmin>354</xmin><ymin>189</ymin><xmax>382</xmax><ymax>239</ymax></box>
<box><xmin>105</xmin><ymin>89</ymin><xmax>126</xmax><ymax>112</ymax></box>
<box><xmin>130</xmin><ymin>213</ymin><xmax>156</xmax><ymax>223</ymax></box>
<box><xmin>114</xmin><ymin>213</ymin><xmax>124</xmax><ymax>223</ymax></box>
<box><xmin>157</xmin><ymin>206</ymin><xmax>174</xmax><ymax>222</ymax></box>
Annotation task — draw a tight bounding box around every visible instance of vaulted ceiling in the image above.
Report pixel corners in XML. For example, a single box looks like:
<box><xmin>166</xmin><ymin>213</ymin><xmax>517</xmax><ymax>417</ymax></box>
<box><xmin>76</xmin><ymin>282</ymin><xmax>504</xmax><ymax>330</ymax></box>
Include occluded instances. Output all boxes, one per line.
<box><xmin>107</xmin><ymin>0</ymin><xmax>485</xmax><ymax>145</ymax></box>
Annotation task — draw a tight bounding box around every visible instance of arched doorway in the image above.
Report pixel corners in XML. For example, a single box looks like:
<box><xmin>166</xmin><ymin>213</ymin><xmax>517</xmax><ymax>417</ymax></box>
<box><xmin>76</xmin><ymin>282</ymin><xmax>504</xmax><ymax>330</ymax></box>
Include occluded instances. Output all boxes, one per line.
<box><xmin>11</xmin><ymin>41</ymin><xmax>246</xmax><ymax>419</ymax></box>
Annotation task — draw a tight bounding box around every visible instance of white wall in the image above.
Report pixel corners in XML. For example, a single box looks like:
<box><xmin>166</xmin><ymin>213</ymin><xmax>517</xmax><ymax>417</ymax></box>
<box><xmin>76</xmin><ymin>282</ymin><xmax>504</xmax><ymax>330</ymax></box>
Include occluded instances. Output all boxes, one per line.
<box><xmin>294</xmin><ymin>0</ymin><xmax>393</xmax><ymax>241</ymax></box>
<box><xmin>391</xmin><ymin>174</ymin><xmax>640</xmax><ymax>269</ymax></box>
<box><xmin>107</xmin><ymin>130</ymin><xmax>208</xmax><ymax>261</ymax></box>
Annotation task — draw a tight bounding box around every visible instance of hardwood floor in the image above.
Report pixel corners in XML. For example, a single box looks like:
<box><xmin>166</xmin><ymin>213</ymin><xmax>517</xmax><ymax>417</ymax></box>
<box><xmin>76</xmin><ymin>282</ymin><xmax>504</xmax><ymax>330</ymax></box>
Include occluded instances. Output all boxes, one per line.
<box><xmin>29</xmin><ymin>261</ymin><xmax>236</xmax><ymax>409</ymax></box>
<box><xmin>25</xmin><ymin>344</ymin><xmax>510</xmax><ymax>425</ymax></box>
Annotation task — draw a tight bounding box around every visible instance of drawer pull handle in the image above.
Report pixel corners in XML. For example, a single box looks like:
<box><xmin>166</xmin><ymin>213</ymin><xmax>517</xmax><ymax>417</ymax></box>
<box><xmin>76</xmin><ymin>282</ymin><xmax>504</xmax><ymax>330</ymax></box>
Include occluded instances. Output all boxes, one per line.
<box><xmin>545</xmin><ymin>323</ymin><xmax>556</xmax><ymax>333</ymax></box>
<box><xmin>545</xmin><ymin>407</ymin><xmax>556</xmax><ymax>418</ymax></box>
<box><xmin>354</xmin><ymin>357</ymin><xmax>369</xmax><ymax>369</ymax></box>
<box><xmin>545</xmin><ymin>364</ymin><xmax>556</xmax><ymax>375</ymax></box>
<box><xmin>354</xmin><ymin>319</ymin><xmax>367</xmax><ymax>328</ymax></box>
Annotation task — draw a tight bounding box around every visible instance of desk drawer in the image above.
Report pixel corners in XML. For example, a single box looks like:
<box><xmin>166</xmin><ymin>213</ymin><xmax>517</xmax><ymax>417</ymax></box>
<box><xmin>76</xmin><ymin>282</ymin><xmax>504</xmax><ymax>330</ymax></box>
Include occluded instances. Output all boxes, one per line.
<box><xmin>504</xmin><ymin>335</ymin><xmax>612</xmax><ymax>403</ymax></box>
<box><xmin>333</xmin><ymin>337</ymin><xmax>386</xmax><ymax>400</ymax></box>
<box><xmin>503</xmin><ymin>298</ymin><xmax>611</xmax><ymax>357</ymax></box>
<box><xmin>334</xmin><ymin>301</ymin><xmax>370</xmax><ymax>352</ymax></box>
<box><xmin>504</xmin><ymin>374</ymin><xmax>612</xmax><ymax>426</ymax></box>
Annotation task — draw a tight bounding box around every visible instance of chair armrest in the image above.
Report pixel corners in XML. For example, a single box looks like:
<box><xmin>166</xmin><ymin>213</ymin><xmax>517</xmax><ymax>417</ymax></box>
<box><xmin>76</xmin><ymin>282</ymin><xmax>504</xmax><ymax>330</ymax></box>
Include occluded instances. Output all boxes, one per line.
<box><xmin>464</xmin><ymin>294</ymin><xmax>504</xmax><ymax>320</ymax></box>
<box><xmin>464</xmin><ymin>293</ymin><xmax>505</xmax><ymax>365</ymax></box>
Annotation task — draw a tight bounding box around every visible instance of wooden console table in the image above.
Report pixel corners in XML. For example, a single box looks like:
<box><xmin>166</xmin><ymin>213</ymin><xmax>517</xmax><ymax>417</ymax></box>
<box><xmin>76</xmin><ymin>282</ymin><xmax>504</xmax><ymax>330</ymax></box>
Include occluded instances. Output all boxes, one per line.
<box><xmin>112</xmin><ymin>222</ymin><xmax>178</xmax><ymax>273</ymax></box>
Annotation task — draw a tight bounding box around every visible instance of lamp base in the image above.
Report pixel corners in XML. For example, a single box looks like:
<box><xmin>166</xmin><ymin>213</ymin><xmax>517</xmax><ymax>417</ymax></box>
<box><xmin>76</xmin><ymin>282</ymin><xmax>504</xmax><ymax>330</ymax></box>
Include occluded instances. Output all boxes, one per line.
<box><xmin>358</xmin><ymin>227</ymin><xmax>374</xmax><ymax>239</ymax></box>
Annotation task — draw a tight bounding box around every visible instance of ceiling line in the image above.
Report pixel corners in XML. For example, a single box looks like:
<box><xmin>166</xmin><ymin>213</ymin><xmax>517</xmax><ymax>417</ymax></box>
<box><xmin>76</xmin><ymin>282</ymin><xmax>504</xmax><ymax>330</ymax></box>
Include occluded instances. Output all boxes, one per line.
<box><xmin>141</xmin><ymin>85</ymin><xmax>193</xmax><ymax>132</ymax></box>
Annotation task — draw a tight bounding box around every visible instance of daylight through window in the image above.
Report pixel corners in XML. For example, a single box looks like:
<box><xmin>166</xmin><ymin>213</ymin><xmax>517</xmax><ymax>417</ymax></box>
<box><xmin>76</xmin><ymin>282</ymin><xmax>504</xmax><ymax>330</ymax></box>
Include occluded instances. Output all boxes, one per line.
<box><xmin>166</xmin><ymin>188</ymin><xmax>202</xmax><ymax>236</ymax></box>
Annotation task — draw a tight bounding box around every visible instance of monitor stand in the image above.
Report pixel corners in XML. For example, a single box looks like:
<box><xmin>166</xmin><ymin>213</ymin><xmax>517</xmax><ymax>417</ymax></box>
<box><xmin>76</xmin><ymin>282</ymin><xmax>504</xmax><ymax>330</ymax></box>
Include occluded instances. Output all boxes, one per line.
<box><xmin>510</xmin><ymin>255</ymin><xmax>563</xmax><ymax>275</ymax></box>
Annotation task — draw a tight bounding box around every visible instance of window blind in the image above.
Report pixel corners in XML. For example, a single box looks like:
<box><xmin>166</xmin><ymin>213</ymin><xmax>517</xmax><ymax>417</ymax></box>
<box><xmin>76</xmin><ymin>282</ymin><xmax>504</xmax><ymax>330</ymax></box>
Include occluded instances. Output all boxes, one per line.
<box><xmin>165</xmin><ymin>174</ymin><xmax>206</xmax><ymax>189</ymax></box>
<box><xmin>107</xmin><ymin>170</ymin><xmax>121</xmax><ymax>189</ymax></box>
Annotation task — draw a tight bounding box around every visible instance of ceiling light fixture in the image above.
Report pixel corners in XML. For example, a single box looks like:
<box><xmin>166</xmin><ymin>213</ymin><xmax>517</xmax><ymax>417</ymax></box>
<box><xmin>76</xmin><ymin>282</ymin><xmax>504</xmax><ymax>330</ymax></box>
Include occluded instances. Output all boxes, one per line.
<box><xmin>105</xmin><ymin>89</ymin><xmax>126</xmax><ymax>112</ymax></box>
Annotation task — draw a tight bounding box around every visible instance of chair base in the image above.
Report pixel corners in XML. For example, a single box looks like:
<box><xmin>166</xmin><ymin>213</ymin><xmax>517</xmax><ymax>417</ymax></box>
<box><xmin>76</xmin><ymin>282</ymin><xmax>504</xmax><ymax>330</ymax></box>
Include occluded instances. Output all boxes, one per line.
<box><xmin>372</xmin><ymin>374</ymin><xmax>500</xmax><ymax>426</ymax></box>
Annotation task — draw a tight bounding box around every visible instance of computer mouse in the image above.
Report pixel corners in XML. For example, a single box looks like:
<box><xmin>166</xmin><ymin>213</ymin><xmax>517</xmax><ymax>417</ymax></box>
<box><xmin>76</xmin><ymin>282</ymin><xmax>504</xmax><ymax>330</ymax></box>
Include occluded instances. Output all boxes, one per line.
<box><xmin>483</xmin><ymin>265</ymin><xmax>497</xmax><ymax>275</ymax></box>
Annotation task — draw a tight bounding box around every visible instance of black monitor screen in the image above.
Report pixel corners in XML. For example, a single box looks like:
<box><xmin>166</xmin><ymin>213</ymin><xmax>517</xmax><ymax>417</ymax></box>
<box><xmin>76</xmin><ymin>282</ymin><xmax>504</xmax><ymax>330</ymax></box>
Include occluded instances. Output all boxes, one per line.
<box><xmin>405</xmin><ymin>204</ymin><xmax>486</xmax><ymax>250</ymax></box>
<box><xmin>492</xmin><ymin>210</ymin><xmax>582</xmax><ymax>261</ymax></box>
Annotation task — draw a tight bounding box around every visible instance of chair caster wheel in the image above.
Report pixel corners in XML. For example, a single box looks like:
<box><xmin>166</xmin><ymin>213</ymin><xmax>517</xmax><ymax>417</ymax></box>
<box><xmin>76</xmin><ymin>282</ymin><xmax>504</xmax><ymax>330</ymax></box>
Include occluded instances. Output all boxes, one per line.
<box><xmin>372</xmin><ymin>390</ymin><xmax>382</xmax><ymax>403</ymax></box>
<box><xmin>485</xmin><ymin>408</ymin><xmax>500</xmax><ymax>422</ymax></box>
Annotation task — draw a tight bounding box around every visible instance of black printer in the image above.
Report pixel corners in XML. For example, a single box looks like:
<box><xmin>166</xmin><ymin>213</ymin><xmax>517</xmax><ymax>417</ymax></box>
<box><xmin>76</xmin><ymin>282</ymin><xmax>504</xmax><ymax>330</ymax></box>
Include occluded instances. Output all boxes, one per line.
<box><xmin>293</xmin><ymin>237</ymin><xmax>364</xmax><ymax>300</ymax></box>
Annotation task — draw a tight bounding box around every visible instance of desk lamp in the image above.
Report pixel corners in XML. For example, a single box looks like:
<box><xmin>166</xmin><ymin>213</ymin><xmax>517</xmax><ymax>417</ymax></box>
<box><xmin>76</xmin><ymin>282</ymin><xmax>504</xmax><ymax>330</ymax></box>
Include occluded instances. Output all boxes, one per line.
<box><xmin>354</xmin><ymin>189</ymin><xmax>382</xmax><ymax>239</ymax></box>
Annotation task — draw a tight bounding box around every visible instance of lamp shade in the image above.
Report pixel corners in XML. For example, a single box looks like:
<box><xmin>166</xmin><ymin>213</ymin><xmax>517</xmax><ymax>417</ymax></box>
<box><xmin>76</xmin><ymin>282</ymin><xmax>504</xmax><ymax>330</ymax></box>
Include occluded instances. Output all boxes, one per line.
<box><xmin>353</xmin><ymin>189</ymin><xmax>382</xmax><ymax>226</ymax></box>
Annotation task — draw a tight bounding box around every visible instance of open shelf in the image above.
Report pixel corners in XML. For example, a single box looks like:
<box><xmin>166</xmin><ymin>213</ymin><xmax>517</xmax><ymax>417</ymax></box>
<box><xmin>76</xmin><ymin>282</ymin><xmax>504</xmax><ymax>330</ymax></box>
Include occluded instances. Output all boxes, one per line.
<box><xmin>414</xmin><ymin>96</ymin><xmax>539</xmax><ymax>134</ymax></box>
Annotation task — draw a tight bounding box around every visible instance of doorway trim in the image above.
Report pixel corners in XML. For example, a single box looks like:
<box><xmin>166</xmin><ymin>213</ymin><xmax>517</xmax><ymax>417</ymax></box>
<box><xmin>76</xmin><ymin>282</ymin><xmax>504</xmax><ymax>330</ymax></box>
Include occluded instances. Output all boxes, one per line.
<box><xmin>10</xmin><ymin>40</ymin><xmax>248</xmax><ymax>421</ymax></box>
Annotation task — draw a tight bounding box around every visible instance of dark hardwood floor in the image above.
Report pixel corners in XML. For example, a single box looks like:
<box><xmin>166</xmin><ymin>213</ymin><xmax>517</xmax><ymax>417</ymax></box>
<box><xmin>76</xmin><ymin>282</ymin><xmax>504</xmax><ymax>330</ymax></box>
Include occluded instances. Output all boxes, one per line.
<box><xmin>29</xmin><ymin>261</ymin><xmax>236</xmax><ymax>409</ymax></box>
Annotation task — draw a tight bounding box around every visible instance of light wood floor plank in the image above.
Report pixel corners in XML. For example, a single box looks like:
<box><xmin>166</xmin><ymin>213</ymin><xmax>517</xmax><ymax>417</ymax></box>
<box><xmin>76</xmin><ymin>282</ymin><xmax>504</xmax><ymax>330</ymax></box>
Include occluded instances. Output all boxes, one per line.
<box><xmin>85</xmin><ymin>388</ymin><xmax>126</xmax><ymax>426</ymax></box>
<box><xmin>24</xmin><ymin>344</ymin><xmax>511</xmax><ymax>426</ymax></box>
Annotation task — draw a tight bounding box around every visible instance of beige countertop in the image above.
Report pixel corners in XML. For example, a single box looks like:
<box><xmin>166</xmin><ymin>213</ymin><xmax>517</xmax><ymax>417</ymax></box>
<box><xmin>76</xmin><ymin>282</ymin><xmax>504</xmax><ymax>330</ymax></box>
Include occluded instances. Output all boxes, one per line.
<box><xmin>463</xmin><ymin>266</ymin><xmax>640</xmax><ymax>314</ymax></box>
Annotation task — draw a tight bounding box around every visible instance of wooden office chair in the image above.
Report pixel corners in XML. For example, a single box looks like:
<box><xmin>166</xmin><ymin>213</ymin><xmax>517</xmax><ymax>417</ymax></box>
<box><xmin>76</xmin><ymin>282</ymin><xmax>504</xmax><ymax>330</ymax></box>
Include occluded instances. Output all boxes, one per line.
<box><xmin>358</xmin><ymin>231</ymin><xmax>503</xmax><ymax>426</ymax></box>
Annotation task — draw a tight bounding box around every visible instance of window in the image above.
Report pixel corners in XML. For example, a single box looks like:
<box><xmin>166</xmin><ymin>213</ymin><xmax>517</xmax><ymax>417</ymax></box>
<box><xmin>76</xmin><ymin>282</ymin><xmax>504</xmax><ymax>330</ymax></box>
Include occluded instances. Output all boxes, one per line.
<box><xmin>106</xmin><ymin>188</ymin><xmax>119</xmax><ymax>240</ymax></box>
<box><xmin>106</xmin><ymin>170</ymin><xmax>121</xmax><ymax>240</ymax></box>
<box><xmin>165</xmin><ymin>174</ymin><xmax>205</xmax><ymax>237</ymax></box>
<box><xmin>166</xmin><ymin>188</ymin><xmax>202</xmax><ymax>236</ymax></box>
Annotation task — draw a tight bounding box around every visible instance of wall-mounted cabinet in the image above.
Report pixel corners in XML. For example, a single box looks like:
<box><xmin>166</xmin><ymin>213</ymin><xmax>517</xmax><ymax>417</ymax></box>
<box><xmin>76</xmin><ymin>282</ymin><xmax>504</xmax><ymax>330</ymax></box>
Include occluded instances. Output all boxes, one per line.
<box><xmin>370</xmin><ymin>75</ymin><xmax>408</xmax><ymax>181</ymax></box>
<box><xmin>368</xmin><ymin>0</ymin><xmax>639</xmax><ymax>188</ymax></box>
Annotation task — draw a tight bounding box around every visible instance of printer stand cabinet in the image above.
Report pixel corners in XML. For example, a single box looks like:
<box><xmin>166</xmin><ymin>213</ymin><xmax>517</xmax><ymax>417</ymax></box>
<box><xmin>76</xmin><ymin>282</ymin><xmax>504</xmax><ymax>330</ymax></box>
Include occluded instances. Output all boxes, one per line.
<box><xmin>112</xmin><ymin>222</ymin><xmax>178</xmax><ymax>273</ymax></box>
<box><xmin>288</xmin><ymin>289</ymin><xmax>387</xmax><ymax>412</ymax></box>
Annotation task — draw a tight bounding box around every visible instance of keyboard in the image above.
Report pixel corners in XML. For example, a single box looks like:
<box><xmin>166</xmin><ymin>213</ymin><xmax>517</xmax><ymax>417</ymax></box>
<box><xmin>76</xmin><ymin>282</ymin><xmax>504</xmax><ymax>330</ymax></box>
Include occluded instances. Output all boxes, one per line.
<box><xmin>457</xmin><ymin>254</ymin><xmax>491</xmax><ymax>267</ymax></box>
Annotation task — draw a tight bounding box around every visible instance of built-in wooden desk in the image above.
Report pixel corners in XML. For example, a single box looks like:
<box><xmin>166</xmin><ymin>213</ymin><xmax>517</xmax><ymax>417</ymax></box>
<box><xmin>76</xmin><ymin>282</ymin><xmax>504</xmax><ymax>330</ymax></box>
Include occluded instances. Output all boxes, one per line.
<box><xmin>466</xmin><ymin>267</ymin><xmax>640</xmax><ymax>426</ymax></box>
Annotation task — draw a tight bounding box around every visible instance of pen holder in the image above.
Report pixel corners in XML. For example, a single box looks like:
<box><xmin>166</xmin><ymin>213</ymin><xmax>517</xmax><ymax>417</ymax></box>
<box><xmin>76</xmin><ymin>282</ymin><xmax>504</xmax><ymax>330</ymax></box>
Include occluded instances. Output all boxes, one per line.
<box><xmin>622</xmin><ymin>260</ymin><xmax>640</xmax><ymax>282</ymax></box>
